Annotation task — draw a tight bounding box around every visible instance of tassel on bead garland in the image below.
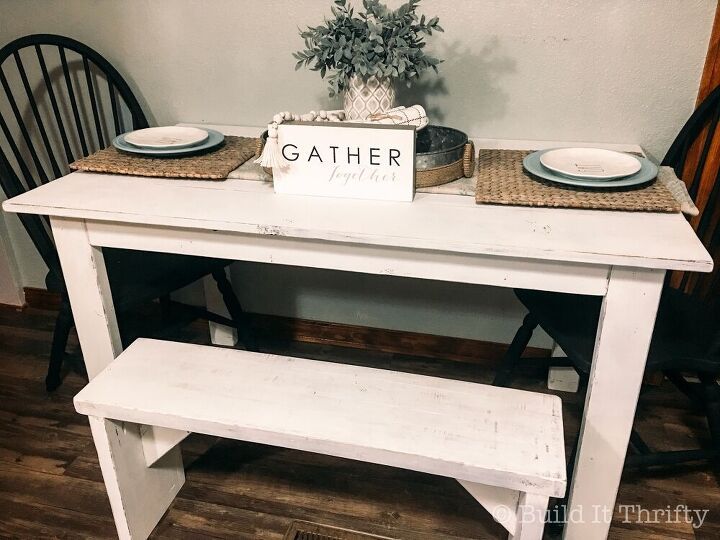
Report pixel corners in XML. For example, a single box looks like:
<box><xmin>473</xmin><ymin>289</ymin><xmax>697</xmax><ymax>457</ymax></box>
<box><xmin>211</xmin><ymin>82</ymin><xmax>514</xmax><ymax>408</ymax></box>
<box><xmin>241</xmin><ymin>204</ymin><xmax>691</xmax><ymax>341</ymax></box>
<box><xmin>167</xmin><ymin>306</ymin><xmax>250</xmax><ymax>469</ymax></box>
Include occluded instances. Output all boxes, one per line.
<box><xmin>255</xmin><ymin>123</ymin><xmax>284</xmax><ymax>169</ymax></box>
<box><xmin>254</xmin><ymin>109</ymin><xmax>345</xmax><ymax>169</ymax></box>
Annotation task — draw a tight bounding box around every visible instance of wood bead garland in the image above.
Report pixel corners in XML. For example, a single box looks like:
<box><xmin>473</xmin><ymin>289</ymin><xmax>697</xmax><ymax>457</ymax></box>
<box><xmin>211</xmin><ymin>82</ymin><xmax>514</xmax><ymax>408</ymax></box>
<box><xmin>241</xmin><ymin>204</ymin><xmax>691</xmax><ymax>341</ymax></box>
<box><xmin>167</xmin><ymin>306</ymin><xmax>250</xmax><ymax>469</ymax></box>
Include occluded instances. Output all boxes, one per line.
<box><xmin>254</xmin><ymin>109</ymin><xmax>345</xmax><ymax>169</ymax></box>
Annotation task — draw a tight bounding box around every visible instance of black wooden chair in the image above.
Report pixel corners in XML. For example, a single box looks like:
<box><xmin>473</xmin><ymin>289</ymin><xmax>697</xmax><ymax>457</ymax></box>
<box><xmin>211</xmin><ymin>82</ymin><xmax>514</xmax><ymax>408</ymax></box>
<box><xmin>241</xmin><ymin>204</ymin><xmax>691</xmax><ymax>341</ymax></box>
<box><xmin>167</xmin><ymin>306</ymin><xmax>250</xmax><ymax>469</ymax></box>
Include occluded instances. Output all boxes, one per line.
<box><xmin>0</xmin><ymin>34</ymin><xmax>256</xmax><ymax>391</ymax></box>
<box><xmin>494</xmin><ymin>86</ymin><xmax>720</xmax><ymax>482</ymax></box>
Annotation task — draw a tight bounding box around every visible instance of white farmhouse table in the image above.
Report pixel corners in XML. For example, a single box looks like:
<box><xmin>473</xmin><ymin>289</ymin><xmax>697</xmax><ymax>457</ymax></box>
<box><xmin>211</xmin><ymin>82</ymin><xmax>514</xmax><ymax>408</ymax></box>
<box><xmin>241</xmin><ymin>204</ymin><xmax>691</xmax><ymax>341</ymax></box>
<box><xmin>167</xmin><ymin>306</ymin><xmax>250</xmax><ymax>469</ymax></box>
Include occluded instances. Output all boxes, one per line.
<box><xmin>2</xmin><ymin>125</ymin><xmax>713</xmax><ymax>540</ymax></box>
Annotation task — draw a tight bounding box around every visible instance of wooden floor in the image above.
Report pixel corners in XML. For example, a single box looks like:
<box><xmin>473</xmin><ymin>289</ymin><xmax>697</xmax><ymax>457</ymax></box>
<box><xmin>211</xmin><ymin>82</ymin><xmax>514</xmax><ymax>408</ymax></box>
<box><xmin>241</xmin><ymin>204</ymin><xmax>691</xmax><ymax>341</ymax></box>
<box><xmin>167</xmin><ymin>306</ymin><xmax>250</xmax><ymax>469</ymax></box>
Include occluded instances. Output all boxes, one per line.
<box><xmin>1</xmin><ymin>304</ymin><xmax>719</xmax><ymax>539</ymax></box>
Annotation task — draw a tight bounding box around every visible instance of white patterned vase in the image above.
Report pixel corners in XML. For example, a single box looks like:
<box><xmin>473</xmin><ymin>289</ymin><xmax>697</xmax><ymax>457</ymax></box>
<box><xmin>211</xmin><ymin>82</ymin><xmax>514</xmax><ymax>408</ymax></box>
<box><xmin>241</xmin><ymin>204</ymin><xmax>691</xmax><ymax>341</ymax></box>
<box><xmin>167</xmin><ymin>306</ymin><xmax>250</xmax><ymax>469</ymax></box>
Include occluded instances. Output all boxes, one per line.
<box><xmin>343</xmin><ymin>74</ymin><xmax>396</xmax><ymax>121</ymax></box>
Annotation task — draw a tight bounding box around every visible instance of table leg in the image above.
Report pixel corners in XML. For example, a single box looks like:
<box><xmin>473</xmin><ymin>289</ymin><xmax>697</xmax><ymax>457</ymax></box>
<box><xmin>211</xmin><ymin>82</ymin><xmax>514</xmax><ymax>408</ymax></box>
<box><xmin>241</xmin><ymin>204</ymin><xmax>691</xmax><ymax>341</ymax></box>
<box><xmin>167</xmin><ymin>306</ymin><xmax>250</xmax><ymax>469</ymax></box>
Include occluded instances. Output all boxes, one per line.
<box><xmin>562</xmin><ymin>266</ymin><xmax>664</xmax><ymax>540</ymax></box>
<box><xmin>50</xmin><ymin>217</ymin><xmax>121</xmax><ymax>379</ymax></box>
<box><xmin>203</xmin><ymin>271</ymin><xmax>238</xmax><ymax>346</ymax></box>
<box><xmin>52</xmin><ymin>217</ymin><xmax>185</xmax><ymax>538</ymax></box>
<box><xmin>547</xmin><ymin>344</ymin><xmax>580</xmax><ymax>393</ymax></box>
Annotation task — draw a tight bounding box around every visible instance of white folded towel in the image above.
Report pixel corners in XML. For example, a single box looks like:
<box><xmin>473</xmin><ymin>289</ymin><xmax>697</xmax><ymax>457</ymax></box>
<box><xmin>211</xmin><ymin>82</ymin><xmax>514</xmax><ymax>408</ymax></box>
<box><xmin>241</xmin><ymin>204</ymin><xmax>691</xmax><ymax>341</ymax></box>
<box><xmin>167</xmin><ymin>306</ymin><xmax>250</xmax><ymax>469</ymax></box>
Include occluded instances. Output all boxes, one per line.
<box><xmin>657</xmin><ymin>166</ymin><xmax>699</xmax><ymax>216</ymax></box>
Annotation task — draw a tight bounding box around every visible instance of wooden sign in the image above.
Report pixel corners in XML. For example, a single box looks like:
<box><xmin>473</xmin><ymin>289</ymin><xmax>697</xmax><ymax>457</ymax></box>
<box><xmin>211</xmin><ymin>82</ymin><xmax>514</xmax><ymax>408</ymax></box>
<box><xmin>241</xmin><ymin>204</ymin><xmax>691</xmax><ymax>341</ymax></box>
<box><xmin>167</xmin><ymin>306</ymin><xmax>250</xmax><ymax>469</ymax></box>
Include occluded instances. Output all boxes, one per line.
<box><xmin>273</xmin><ymin>122</ymin><xmax>416</xmax><ymax>202</ymax></box>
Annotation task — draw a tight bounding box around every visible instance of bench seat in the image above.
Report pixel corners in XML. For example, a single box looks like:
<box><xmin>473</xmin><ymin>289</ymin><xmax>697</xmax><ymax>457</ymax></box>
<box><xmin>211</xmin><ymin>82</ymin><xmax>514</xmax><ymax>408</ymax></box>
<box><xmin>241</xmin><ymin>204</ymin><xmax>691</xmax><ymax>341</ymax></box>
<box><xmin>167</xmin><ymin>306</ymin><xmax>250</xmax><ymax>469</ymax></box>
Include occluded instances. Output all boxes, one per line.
<box><xmin>74</xmin><ymin>338</ymin><xmax>566</xmax><ymax>539</ymax></box>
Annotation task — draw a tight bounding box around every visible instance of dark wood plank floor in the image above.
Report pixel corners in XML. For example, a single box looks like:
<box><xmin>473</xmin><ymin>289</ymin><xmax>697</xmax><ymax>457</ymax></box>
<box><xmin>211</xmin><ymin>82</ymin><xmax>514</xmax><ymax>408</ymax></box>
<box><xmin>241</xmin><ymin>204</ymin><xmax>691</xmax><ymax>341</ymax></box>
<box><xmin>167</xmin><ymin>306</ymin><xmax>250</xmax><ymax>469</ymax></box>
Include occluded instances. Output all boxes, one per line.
<box><xmin>0</xmin><ymin>304</ymin><xmax>719</xmax><ymax>539</ymax></box>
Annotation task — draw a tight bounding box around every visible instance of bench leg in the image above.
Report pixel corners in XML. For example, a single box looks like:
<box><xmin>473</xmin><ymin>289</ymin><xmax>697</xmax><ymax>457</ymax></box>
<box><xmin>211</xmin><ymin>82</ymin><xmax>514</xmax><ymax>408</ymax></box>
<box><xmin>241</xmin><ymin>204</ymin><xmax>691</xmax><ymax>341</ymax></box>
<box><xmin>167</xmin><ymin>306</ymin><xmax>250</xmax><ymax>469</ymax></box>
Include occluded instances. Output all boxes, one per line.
<box><xmin>458</xmin><ymin>481</ymin><xmax>550</xmax><ymax>540</ymax></box>
<box><xmin>512</xmin><ymin>492</ymin><xmax>549</xmax><ymax>540</ymax></box>
<box><xmin>51</xmin><ymin>217</ymin><xmax>186</xmax><ymax>538</ymax></box>
<box><xmin>89</xmin><ymin>417</ymin><xmax>184</xmax><ymax>539</ymax></box>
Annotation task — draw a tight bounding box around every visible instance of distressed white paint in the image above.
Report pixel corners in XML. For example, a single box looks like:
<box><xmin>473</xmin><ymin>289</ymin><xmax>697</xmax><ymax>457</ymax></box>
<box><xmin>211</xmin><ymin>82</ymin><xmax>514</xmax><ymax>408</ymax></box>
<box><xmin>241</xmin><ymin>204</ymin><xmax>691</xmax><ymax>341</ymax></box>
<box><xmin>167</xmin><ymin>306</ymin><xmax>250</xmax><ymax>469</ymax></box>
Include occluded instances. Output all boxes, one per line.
<box><xmin>75</xmin><ymin>339</ymin><xmax>567</xmax><ymax>498</ymax></box>
<box><xmin>566</xmin><ymin>267</ymin><xmax>665</xmax><ymax>540</ymax></box>
<box><xmin>76</xmin><ymin>338</ymin><xmax>563</xmax><ymax>540</ymax></box>
<box><xmin>85</xmin><ymin>221</ymin><xmax>611</xmax><ymax>296</ymax></box>
<box><xmin>547</xmin><ymin>344</ymin><xmax>580</xmax><ymax>393</ymax></box>
<box><xmin>50</xmin><ymin>217</ymin><xmax>122</xmax><ymax>379</ymax></box>
<box><xmin>512</xmin><ymin>493</ymin><xmax>551</xmax><ymax>540</ymax></box>
<box><xmin>3</xmin><ymin>174</ymin><xmax>711</xmax><ymax>273</ymax></box>
<box><xmin>89</xmin><ymin>417</ymin><xmax>183</xmax><ymax>539</ymax></box>
<box><xmin>274</xmin><ymin>123</ymin><xmax>415</xmax><ymax>202</ymax></box>
<box><xmin>458</xmin><ymin>480</ymin><xmax>520</xmax><ymax>535</ymax></box>
<box><xmin>139</xmin><ymin>425</ymin><xmax>189</xmax><ymax>467</ymax></box>
<box><xmin>548</xmin><ymin>367</ymin><xmax>580</xmax><ymax>393</ymax></box>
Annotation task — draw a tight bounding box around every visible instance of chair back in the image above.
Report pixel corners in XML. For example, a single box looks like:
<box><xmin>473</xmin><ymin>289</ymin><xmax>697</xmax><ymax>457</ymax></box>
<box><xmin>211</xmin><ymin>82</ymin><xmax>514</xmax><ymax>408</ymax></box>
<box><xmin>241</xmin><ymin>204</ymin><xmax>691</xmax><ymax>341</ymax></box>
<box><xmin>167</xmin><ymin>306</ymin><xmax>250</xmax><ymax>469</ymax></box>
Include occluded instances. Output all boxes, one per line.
<box><xmin>662</xmin><ymin>85</ymin><xmax>720</xmax><ymax>303</ymax></box>
<box><xmin>0</xmin><ymin>34</ymin><xmax>148</xmax><ymax>287</ymax></box>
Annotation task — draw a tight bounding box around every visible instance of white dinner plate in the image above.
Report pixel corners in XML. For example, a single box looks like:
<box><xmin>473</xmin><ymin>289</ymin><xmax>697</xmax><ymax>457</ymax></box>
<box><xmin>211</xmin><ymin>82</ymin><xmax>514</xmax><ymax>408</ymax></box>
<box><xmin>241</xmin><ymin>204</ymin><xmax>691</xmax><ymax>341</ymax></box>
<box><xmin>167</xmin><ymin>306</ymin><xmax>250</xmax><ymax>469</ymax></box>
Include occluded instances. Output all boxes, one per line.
<box><xmin>540</xmin><ymin>147</ymin><xmax>642</xmax><ymax>180</ymax></box>
<box><xmin>113</xmin><ymin>129</ymin><xmax>224</xmax><ymax>157</ymax></box>
<box><xmin>124</xmin><ymin>126</ymin><xmax>209</xmax><ymax>149</ymax></box>
<box><xmin>524</xmin><ymin>149</ymin><xmax>658</xmax><ymax>189</ymax></box>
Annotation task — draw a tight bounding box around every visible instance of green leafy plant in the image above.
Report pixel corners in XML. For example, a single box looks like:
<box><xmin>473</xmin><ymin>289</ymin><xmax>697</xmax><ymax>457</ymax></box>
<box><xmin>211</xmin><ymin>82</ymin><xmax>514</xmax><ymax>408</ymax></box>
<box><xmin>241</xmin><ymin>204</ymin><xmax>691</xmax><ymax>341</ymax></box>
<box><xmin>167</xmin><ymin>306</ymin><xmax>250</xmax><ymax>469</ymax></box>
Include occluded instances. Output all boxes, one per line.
<box><xmin>294</xmin><ymin>0</ymin><xmax>443</xmax><ymax>97</ymax></box>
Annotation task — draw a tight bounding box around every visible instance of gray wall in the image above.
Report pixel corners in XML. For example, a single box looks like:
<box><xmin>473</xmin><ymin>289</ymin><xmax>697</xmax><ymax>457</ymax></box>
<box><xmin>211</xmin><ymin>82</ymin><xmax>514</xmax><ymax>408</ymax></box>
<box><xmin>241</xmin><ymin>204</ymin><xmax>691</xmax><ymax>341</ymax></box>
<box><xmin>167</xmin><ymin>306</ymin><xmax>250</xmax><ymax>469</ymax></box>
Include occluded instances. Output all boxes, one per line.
<box><xmin>0</xmin><ymin>0</ymin><xmax>715</xmax><ymax>345</ymax></box>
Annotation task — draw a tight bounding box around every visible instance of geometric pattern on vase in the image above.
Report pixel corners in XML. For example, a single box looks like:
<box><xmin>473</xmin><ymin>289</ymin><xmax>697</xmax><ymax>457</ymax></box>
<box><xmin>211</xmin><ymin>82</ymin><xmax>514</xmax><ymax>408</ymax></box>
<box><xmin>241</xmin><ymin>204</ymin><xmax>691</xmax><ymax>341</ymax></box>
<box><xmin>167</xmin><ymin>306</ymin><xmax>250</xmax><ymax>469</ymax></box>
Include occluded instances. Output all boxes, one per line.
<box><xmin>343</xmin><ymin>74</ymin><xmax>396</xmax><ymax>121</ymax></box>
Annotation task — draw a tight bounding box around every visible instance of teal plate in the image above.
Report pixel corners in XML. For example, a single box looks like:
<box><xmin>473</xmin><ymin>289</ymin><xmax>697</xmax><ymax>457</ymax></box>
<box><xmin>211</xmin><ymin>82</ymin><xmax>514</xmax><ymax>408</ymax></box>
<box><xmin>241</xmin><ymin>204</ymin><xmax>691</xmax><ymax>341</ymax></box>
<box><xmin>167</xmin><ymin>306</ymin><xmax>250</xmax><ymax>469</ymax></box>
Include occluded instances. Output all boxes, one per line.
<box><xmin>523</xmin><ymin>149</ymin><xmax>658</xmax><ymax>189</ymax></box>
<box><xmin>113</xmin><ymin>128</ymin><xmax>224</xmax><ymax>157</ymax></box>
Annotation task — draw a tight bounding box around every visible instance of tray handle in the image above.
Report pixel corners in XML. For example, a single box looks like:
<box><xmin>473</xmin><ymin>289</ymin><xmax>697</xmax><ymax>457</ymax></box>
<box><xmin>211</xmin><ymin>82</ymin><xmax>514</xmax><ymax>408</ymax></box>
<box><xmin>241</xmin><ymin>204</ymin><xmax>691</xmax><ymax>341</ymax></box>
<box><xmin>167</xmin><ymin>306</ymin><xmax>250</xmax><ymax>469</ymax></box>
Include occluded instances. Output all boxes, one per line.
<box><xmin>462</xmin><ymin>141</ymin><xmax>475</xmax><ymax>178</ymax></box>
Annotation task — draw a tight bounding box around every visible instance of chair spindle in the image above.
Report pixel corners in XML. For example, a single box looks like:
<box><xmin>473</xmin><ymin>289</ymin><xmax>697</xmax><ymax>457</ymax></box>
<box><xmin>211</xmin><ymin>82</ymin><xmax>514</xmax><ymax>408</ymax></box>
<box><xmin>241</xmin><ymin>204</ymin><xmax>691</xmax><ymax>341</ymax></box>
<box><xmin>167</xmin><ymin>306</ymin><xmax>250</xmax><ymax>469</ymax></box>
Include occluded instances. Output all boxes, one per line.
<box><xmin>13</xmin><ymin>50</ymin><xmax>62</xmax><ymax>179</ymax></box>
<box><xmin>36</xmin><ymin>45</ymin><xmax>74</xmax><ymax>165</ymax></box>
<box><xmin>0</xmin><ymin>64</ymin><xmax>49</xmax><ymax>184</ymax></box>
<box><xmin>83</xmin><ymin>56</ymin><xmax>105</xmax><ymax>148</ymax></box>
<box><xmin>58</xmin><ymin>45</ymin><xmax>88</xmax><ymax>156</ymax></box>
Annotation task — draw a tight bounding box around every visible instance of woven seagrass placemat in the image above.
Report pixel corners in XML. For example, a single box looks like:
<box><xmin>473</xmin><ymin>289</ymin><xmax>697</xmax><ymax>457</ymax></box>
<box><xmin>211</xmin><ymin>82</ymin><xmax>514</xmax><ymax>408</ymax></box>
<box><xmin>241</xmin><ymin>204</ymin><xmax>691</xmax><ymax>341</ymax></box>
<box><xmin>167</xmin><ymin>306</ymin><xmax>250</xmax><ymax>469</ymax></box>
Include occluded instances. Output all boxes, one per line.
<box><xmin>475</xmin><ymin>149</ymin><xmax>680</xmax><ymax>213</ymax></box>
<box><xmin>70</xmin><ymin>136</ymin><xmax>258</xmax><ymax>180</ymax></box>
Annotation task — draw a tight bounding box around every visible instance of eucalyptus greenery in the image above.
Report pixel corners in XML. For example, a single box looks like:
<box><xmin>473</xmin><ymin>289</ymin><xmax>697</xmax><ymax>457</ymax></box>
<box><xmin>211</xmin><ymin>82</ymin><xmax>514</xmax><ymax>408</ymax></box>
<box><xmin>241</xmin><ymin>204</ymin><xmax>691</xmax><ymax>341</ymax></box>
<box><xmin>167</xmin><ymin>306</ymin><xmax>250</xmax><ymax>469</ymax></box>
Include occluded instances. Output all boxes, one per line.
<box><xmin>293</xmin><ymin>0</ymin><xmax>443</xmax><ymax>97</ymax></box>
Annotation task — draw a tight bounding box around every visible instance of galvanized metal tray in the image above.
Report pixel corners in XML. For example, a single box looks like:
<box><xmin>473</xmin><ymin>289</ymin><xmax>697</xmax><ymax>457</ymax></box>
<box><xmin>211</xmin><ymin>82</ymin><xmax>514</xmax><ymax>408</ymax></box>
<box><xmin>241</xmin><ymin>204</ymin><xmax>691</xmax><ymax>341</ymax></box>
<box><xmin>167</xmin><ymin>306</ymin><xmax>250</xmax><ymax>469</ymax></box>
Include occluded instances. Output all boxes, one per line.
<box><xmin>416</xmin><ymin>125</ymin><xmax>468</xmax><ymax>169</ymax></box>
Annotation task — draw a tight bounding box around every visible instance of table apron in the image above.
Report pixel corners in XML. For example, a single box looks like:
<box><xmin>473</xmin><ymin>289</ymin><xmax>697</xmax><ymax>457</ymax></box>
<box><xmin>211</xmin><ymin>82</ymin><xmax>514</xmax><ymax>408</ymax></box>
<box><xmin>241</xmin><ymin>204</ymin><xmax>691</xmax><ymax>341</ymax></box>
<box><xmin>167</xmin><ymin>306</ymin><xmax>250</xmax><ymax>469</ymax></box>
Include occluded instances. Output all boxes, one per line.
<box><xmin>84</xmin><ymin>219</ymin><xmax>611</xmax><ymax>295</ymax></box>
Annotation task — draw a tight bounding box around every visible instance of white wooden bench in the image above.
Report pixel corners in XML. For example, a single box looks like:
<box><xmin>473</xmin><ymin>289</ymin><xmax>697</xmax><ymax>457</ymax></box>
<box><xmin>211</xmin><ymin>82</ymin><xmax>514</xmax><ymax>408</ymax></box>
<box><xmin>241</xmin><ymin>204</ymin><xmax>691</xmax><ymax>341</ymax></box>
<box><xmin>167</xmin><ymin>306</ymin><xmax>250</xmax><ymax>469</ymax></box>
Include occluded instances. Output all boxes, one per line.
<box><xmin>74</xmin><ymin>338</ymin><xmax>566</xmax><ymax>539</ymax></box>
